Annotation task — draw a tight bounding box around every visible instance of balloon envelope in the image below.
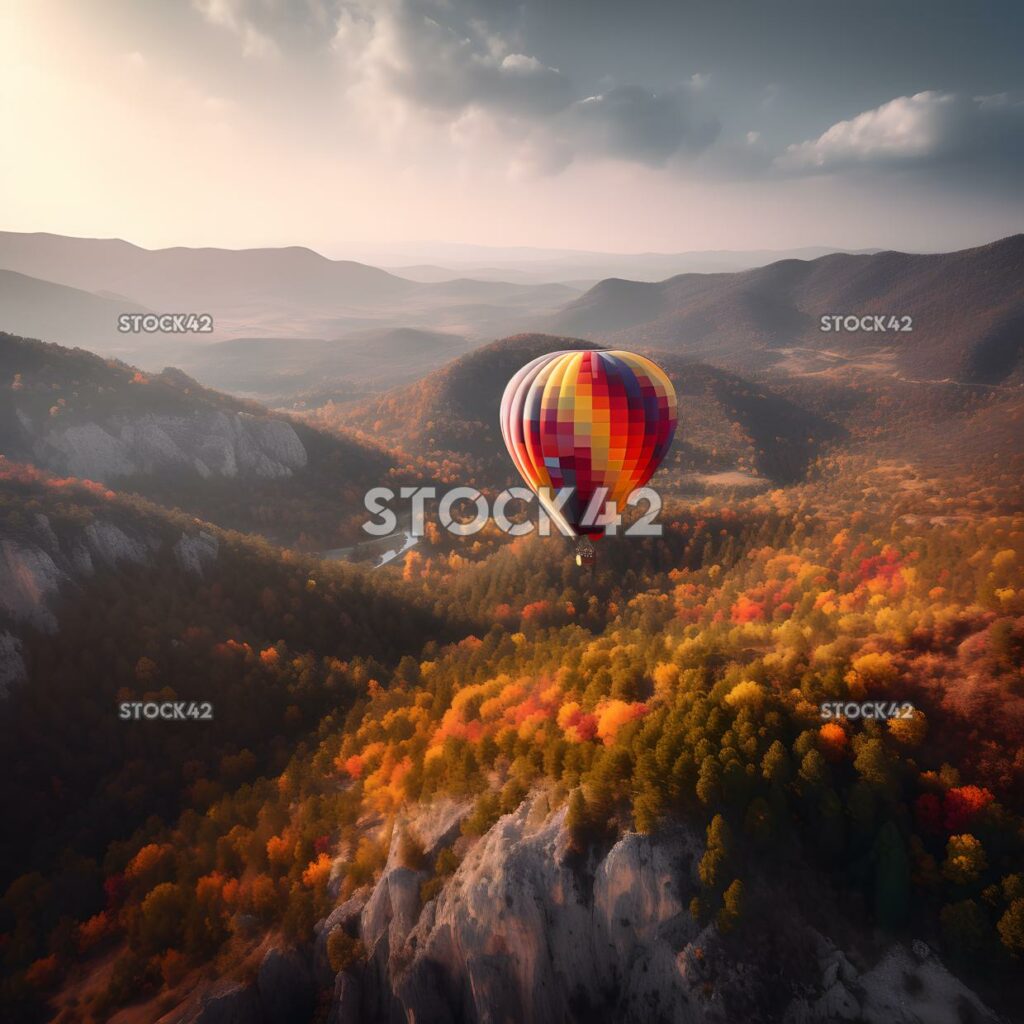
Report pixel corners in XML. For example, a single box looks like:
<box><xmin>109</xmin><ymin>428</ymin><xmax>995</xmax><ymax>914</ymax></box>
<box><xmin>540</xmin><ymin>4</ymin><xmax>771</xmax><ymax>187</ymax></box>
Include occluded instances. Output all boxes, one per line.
<box><xmin>499</xmin><ymin>349</ymin><xmax>677</xmax><ymax>538</ymax></box>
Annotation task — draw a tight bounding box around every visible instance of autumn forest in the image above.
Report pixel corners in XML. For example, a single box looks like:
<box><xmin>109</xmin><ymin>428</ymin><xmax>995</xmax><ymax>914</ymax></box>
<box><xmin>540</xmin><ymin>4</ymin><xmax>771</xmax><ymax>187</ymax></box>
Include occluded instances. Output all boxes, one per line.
<box><xmin>1</xmin><ymin>237</ymin><xmax>1023</xmax><ymax>1024</ymax></box>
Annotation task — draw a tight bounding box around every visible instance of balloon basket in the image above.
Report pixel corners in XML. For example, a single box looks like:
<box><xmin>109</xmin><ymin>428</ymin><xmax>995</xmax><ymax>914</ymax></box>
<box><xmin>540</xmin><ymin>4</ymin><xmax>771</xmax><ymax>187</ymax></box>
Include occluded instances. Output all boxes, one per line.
<box><xmin>574</xmin><ymin>537</ymin><xmax>596</xmax><ymax>568</ymax></box>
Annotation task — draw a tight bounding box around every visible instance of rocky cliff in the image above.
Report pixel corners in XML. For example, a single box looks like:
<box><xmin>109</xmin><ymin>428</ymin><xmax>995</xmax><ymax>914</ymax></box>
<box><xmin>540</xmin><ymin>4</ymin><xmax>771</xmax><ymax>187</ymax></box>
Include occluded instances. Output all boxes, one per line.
<box><xmin>0</xmin><ymin>510</ymin><xmax>218</xmax><ymax>694</ymax></box>
<box><xmin>338</xmin><ymin>794</ymin><xmax>1000</xmax><ymax>1024</ymax></box>
<box><xmin>17</xmin><ymin>407</ymin><xmax>308</xmax><ymax>483</ymax></box>
<box><xmin>161</xmin><ymin>793</ymin><xmax>1004</xmax><ymax>1024</ymax></box>
<box><xmin>2</xmin><ymin>334</ymin><xmax>310</xmax><ymax>484</ymax></box>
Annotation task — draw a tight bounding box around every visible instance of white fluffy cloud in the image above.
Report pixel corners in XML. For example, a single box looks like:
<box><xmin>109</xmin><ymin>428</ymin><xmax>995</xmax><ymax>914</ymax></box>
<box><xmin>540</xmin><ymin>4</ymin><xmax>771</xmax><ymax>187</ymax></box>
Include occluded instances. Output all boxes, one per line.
<box><xmin>777</xmin><ymin>90</ymin><xmax>1024</xmax><ymax>172</ymax></box>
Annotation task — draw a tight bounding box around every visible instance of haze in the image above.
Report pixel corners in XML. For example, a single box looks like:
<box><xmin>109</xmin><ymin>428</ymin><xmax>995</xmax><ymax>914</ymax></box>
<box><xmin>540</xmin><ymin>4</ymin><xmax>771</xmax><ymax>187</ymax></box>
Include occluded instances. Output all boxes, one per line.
<box><xmin>3</xmin><ymin>0</ymin><xmax>1023</xmax><ymax>259</ymax></box>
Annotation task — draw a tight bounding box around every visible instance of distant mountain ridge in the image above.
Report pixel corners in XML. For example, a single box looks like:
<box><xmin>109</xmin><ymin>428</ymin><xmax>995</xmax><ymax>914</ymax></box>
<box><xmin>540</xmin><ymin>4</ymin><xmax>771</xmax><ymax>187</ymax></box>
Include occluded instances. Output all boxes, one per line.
<box><xmin>0</xmin><ymin>269</ymin><xmax>152</xmax><ymax>352</ymax></box>
<box><xmin>367</xmin><ymin>241</ymin><xmax>884</xmax><ymax>283</ymax></box>
<box><xmin>552</xmin><ymin>234</ymin><xmax>1024</xmax><ymax>383</ymax></box>
<box><xmin>0</xmin><ymin>231</ymin><xmax>413</xmax><ymax>309</ymax></box>
<box><xmin>0</xmin><ymin>232</ymin><xmax>580</xmax><ymax>350</ymax></box>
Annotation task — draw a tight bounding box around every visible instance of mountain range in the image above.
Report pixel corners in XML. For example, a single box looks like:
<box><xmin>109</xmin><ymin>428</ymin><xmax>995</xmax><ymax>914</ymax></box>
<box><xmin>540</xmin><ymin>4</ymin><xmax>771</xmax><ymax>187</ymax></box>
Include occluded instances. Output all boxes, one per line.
<box><xmin>4</xmin><ymin>232</ymin><xmax>1021</xmax><ymax>400</ymax></box>
<box><xmin>551</xmin><ymin>235</ymin><xmax>1024</xmax><ymax>384</ymax></box>
<box><xmin>0</xmin><ymin>232</ymin><xmax>579</xmax><ymax>355</ymax></box>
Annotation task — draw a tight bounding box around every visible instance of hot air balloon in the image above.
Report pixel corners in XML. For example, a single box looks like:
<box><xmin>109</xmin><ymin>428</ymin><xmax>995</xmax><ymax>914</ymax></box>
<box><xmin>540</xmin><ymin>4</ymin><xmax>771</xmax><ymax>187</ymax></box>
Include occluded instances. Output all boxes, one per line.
<box><xmin>499</xmin><ymin>349</ymin><xmax>677</xmax><ymax>565</ymax></box>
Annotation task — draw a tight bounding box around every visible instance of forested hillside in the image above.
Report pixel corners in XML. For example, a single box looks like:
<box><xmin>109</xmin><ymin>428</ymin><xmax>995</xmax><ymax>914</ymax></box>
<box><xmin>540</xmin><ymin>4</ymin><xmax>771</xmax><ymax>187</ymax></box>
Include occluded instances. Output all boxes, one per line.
<box><xmin>330</xmin><ymin>334</ymin><xmax>843</xmax><ymax>489</ymax></box>
<box><xmin>0</xmin><ymin>461</ymin><xmax>456</xmax><ymax>990</ymax></box>
<box><xmin>3</xmin><ymin>448</ymin><xmax>1023</xmax><ymax>1021</ymax></box>
<box><xmin>0</xmin><ymin>334</ymin><xmax>407</xmax><ymax>549</ymax></box>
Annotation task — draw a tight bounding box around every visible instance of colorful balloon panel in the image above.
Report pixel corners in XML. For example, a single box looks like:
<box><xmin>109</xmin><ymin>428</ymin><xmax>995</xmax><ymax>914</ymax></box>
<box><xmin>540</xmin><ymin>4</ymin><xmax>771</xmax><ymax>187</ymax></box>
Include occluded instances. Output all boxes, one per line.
<box><xmin>499</xmin><ymin>349</ymin><xmax>677</xmax><ymax>538</ymax></box>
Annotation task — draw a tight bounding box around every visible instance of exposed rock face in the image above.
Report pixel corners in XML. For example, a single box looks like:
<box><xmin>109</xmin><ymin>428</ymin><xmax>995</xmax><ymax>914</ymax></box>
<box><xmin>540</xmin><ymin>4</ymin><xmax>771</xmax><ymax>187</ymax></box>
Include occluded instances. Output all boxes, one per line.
<box><xmin>173</xmin><ymin>530</ymin><xmax>219</xmax><ymax>575</ymax></box>
<box><xmin>0</xmin><ymin>512</ymin><xmax>218</xmax><ymax>697</ymax></box>
<box><xmin>24</xmin><ymin>410</ymin><xmax>307</xmax><ymax>482</ymax></box>
<box><xmin>328</xmin><ymin>970</ymin><xmax>362</xmax><ymax>1024</ymax></box>
<box><xmin>325</xmin><ymin>794</ymin><xmax>1002</xmax><ymax>1024</ymax></box>
<box><xmin>373</xmin><ymin>796</ymin><xmax>701</xmax><ymax>1024</ymax></box>
<box><xmin>83</xmin><ymin>520</ymin><xmax>153</xmax><ymax>567</ymax></box>
<box><xmin>157</xmin><ymin>979</ymin><xmax>264</xmax><ymax>1024</ymax></box>
<box><xmin>0</xmin><ymin>632</ymin><xmax>26</xmax><ymax>695</ymax></box>
<box><xmin>154</xmin><ymin>946</ymin><xmax>313</xmax><ymax>1024</ymax></box>
<box><xmin>406</xmin><ymin>797</ymin><xmax>471</xmax><ymax>863</ymax></box>
<box><xmin>0</xmin><ymin>537</ymin><xmax>65</xmax><ymax>631</ymax></box>
<box><xmin>592</xmin><ymin>830</ymin><xmax>703</xmax><ymax>1020</ymax></box>
<box><xmin>257</xmin><ymin>945</ymin><xmax>315</xmax><ymax>1024</ymax></box>
<box><xmin>851</xmin><ymin>943</ymin><xmax>996</xmax><ymax>1024</ymax></box>
<box><xmin>392</xmin><ymin>799</ymin><xmax>598</xmax><ymax>1023</ymax></box>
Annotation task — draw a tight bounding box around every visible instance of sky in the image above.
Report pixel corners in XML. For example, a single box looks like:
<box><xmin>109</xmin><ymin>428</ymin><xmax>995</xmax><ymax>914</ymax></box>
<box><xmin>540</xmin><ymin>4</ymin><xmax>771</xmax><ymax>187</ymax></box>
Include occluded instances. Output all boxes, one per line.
<box><xmin>2</xmin><ymin>0</ymin><xmax>1023</xmax><ymax>257</ymax></box>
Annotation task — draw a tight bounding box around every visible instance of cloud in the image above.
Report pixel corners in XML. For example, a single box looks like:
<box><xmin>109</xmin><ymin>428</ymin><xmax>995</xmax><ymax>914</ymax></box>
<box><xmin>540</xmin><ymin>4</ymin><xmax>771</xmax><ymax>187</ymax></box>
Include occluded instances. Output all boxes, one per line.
<box><xmin>360</xmin><ymin>2</ymin><xmax>572</xmax><ymax>119</ymax></box>
<box><xmin>347</xmin><ymin>0</ymin><xmax>719</xmax><ymax>170</ymax></box>
<box><xmin>563</xmin><ymin>85</ymin><xmax>720</xmax><ymax>166</ymax></box>
<box><xmin>192</xmin><ymin>0</ymin><xmax>719</xmax><ymax>174</ymax></box>
<box><xmin>777</xmin><ymin>90</ymin><xmax>1024</xmax><ymax>173</ymax></box>
<box><xmin>192</xmin><ymin>0</ymin><xmax>282</xmax><ymax>58</ymax></box>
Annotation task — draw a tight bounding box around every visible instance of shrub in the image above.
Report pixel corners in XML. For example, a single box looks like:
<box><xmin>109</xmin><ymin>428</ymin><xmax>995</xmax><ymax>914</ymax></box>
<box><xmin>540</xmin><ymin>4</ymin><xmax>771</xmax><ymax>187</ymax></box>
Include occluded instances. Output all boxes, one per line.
<box><xmin>327</xmin><ymin>928</ymin><xmax>366</xmax><ymax>974</ymax></box>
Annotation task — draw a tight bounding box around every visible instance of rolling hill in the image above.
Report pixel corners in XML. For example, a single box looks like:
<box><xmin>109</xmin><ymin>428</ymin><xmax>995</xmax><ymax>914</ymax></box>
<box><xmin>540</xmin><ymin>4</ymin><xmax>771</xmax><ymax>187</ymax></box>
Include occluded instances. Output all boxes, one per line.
<box><xmin>0</xmin><ymin>332</ymin><xmax>404</xmax><ymax>549</ymax></box>
<box><xmin>0</xmin><ymin>269</ymin><xmax>153</xmax><ymax>356</ymax></box>
<box><xmin>335</xmin><ymin>334</ymin><xmax>599</xmax><ymax>475</ymax></box>
<box><xmin>334</xmin><ymin>333</ymin><xmax>843</xmax><ymax>487</ymax></box>
<box><xmin>551</xmin><ymin>235</ymin><xmax>1024</xmax><ymax>383</ymax></box>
